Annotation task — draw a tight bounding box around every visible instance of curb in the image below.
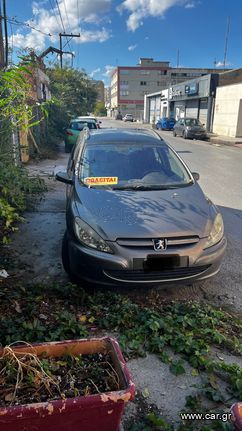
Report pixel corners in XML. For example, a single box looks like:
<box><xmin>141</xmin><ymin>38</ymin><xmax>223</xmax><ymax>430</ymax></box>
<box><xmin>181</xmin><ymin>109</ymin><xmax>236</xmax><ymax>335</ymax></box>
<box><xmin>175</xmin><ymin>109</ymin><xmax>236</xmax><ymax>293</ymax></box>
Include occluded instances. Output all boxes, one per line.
<box><xmin>208</xmin><ymin>137</ymin><xmax>241</xmax><ymax>147</ymax></box>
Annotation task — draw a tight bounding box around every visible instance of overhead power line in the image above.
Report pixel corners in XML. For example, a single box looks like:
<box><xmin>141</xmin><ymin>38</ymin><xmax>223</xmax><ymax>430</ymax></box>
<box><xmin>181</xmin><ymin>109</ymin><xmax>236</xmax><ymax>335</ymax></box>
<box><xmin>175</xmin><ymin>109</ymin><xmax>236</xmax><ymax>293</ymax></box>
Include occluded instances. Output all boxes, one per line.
<box><xmin>63</xmin><ymin>0</ymin><xmax>71</xmax><ymax>31</ymax></box>
<box><xmin>2</xmin><ymin>15</ymin><xmax>55</xmax><ymax>37</ymax></box>
<box><xmin>55</xmin><ymin>0</ymin><xmax>72</xmax><ymax>54</ymax></box>
<box><xmin>48</xmin><ymin>0</ymin><xmax>60</xmax><ymax>28</ymax></box>
<box><xmin>55</xmin><ymin>0</ymin><xmax>66</xmax><ymax>33</ymax></box>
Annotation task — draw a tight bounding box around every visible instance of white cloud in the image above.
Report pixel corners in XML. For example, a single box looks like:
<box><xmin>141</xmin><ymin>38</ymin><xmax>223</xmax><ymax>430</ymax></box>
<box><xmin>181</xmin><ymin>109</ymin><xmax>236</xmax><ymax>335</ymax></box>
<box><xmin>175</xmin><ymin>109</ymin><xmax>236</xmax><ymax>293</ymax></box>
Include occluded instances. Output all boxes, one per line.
<box><xmin>128</xmin><ymin>44</ymin><xmax>137</xmax><ymax>51</ymax></box>
<box><xmin>103</xmin><ymin>65</ymin><xmax>115</xmax><ymax>77</ymax></box>
<box><xmin>185</xmin><ymin>2</ymin><xmax>196</xmax><ymax>8</ymax></box>
<box><xmin>117</xmin><ymin>0</ymin><xmax>196</xmax><ymax>31</ymax></box>
<box><xmin>11</xmin><ymin>0</ymin><xmax>112</xmax><ymax>53</ymax></box>
<box><xmin>90</xmin><ymin>67</ymin><xmax>101</xmax><ymax>77</ymax></box>
<box><xmin>11</xmin><ymin>31</ymin><xmax>46</xmax><ymax>51</ymax></box>
<box><xmin>215</xmin><ymin>61</ymin><xmax>232</xmax><ymax>67</ymax></box>
<box><xmin>79</xmin><ymin>28</ymin><xmax>110</xmax><ymax>43</ymax></box>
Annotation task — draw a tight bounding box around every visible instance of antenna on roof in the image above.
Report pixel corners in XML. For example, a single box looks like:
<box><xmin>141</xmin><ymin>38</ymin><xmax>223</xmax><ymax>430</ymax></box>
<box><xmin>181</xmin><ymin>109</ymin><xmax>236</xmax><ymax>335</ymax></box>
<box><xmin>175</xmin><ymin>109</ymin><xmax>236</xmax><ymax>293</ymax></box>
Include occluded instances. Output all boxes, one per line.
<box><xmin>223</xmin><ymin>16</ymin><xmax>230</xmax><ymax>69</ymax></box>
<box><xmin>177</xmin><ymin>48</ymin><xmax>180</xmax><ymax>68</ymax></box>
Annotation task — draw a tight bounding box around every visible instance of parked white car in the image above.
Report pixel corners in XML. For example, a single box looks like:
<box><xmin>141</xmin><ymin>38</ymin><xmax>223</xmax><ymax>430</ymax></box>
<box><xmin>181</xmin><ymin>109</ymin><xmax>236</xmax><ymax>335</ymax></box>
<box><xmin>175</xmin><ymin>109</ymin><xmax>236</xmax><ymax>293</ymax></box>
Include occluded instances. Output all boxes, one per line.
<box><xmin>123</xmin><ymin>114</ymin><xmax>134</xmax><ymax>122</ymax></box>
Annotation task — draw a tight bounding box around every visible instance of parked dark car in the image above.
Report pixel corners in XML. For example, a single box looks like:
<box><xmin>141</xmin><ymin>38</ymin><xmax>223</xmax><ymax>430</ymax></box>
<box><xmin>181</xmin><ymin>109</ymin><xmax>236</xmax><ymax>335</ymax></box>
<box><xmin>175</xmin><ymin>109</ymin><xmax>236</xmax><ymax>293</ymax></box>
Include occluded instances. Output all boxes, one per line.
<box><xmin>156</xmin><ymin>117</ymin><xmax>176</xmax><ymax>130</ymax></box>
<box><xmin>115</xmin><ymin>113</ymin><xmax>123</xmax><ymax>120</ymax></box>
<box><xmin>56</xmin><ymin>128</ymin><xmax>226</xmax><ymax>287</ymax></box>
<box><xmin>64</xmin><ymin>119</ymin><xmax>97</xmax><ymax>153</ymax></box>
<box><xmin>173</xmin><ymin>118</ymin><xmax>207</xmax><ymax>140</ymax></box>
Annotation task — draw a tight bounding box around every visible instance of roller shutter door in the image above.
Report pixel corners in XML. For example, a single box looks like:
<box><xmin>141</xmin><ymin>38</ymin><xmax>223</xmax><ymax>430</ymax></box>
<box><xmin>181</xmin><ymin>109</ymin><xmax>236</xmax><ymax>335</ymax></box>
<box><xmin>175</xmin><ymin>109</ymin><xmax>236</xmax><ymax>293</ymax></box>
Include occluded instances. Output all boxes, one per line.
<box><xmin>185</xmin><ymin>99</ymin><xmax>198</xmax><ymax>118</ymax></box>
<box><xmin>199</xmin><ymin>98</ymin><xmax>208</xmax><ymax>126</ymax></box>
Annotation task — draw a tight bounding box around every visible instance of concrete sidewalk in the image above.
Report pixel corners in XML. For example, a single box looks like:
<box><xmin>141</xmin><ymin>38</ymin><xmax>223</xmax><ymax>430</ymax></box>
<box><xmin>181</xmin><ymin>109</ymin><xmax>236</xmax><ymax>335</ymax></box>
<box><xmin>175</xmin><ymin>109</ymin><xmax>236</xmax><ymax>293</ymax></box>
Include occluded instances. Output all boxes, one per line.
<box><xmin>206</xmin><ymin>133</ymin><xmax>242</xmax><ymax>148</ymax></box>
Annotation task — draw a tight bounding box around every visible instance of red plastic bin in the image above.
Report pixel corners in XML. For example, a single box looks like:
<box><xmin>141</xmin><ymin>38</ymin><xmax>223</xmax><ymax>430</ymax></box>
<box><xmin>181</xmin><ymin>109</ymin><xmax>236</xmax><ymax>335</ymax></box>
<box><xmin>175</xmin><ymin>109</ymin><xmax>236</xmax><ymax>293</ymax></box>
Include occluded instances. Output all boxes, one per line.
<box><xmin>231</xmin><ymin>403</ymin><xmax>242</xmax><ymax>430</ymax></box>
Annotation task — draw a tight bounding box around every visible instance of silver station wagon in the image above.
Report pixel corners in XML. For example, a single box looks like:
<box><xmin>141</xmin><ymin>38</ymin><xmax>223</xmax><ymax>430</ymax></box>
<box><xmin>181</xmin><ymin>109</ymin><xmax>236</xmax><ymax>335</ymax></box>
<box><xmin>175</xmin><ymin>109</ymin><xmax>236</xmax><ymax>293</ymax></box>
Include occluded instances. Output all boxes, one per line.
<box><xmin>56</xmin><ymin>128</ymin><xmax>226</xmax><ymax>287</ymax></box>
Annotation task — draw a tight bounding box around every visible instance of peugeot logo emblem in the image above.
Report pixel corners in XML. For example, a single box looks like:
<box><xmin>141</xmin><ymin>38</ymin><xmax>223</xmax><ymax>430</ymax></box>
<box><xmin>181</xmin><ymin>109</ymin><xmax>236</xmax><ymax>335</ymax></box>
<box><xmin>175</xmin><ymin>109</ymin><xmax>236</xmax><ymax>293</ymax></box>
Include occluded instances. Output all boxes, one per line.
<box><xmin>153</xmin><ymin>238</ymin><xmax>167</xmax><ymax>251</ymax></box>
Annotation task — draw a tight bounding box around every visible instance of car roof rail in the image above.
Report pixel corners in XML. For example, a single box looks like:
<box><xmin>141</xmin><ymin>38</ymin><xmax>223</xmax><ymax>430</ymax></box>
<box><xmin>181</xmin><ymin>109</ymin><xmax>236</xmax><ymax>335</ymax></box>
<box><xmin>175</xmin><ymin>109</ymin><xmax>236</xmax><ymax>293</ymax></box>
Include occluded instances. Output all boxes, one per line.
<box><xmin>83</xmin><ymin>126</ymin><xmax>91</xmax><ymax>139</ymax></box>
<box><xmin>136</xmin><ymin>128</ymin><xmax>163</xmax><ymax>141</ymax></box>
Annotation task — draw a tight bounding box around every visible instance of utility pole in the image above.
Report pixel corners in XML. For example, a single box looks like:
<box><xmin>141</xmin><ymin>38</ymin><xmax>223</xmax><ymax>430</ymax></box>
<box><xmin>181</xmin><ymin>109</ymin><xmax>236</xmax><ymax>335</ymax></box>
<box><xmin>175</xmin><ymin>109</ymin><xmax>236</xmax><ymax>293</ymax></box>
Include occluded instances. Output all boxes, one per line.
<box><xmin>59</xmin><ymin>33</ymin><xmax>80</xmax><ymax>68</ymax></box>
<box><xmin>0</xmin><ymin>2</ymin><xmax>5</xmax><ymax>69</ymax></box>
<box><xmin>3</xmin><ymin>0</ymin><xmax>8</xmax><ymax>67</ymax></box>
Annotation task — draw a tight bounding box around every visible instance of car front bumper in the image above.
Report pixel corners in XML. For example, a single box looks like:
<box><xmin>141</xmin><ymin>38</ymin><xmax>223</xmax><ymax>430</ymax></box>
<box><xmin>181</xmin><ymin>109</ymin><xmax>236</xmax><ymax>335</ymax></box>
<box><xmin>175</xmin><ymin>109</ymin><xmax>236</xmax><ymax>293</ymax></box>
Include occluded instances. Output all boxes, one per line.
<box><xmin>187</xmin><ymin>131</ymin><xmax>207</xmax><ymax>139</ymax></box>
<box><xmin>68</xmin><ymin>235</ymin><xmax>227</xmax><ymax>287</ymax></box>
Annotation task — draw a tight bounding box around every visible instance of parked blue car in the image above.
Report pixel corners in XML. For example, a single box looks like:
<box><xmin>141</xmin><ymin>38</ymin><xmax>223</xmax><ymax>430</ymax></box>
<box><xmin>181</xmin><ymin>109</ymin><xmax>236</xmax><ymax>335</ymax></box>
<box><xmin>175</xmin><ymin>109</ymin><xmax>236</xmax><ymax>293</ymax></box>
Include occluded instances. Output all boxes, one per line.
<box><xmin>156</xmin><ymin>117</ymin><xmax>176</xmax><ymax>130</ymax></box>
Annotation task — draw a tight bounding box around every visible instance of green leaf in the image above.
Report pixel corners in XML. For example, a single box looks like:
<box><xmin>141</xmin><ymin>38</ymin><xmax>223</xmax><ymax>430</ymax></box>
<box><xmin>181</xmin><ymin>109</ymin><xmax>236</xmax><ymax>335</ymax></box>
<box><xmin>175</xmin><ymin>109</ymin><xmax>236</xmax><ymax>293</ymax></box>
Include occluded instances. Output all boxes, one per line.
<box><xmin>170</xmin><ymin>360</ymin><xmax>186</xmax><ymax>376</ymax></box>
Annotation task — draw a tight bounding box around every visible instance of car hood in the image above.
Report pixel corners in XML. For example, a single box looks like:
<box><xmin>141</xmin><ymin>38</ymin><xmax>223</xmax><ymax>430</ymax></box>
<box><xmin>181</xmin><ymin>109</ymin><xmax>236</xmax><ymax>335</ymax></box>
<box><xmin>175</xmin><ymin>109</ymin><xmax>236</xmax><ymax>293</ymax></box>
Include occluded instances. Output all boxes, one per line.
<box><xmin>74</xmin><ymin>183</ymin><xmax>214</xmax><ymax>241</ymax></box>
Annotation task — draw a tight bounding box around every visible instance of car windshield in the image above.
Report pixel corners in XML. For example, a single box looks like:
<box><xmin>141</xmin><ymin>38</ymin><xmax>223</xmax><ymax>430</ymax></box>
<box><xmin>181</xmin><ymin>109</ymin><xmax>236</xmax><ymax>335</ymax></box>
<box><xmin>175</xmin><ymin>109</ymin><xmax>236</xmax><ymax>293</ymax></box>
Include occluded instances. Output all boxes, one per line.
<box><xmin>70</xmin><ymin>121</ymin><xmax>97</xmax><ymax>131</ymax></box>
<box><xmin>185</xmin><ymin>118</ymin><xmax>202</xmax><ymax>127</ymax></box>
<box><xmin>79</xmin><ymin>142</ymin><xmax>192</xmax><ymax>189</ymax></box>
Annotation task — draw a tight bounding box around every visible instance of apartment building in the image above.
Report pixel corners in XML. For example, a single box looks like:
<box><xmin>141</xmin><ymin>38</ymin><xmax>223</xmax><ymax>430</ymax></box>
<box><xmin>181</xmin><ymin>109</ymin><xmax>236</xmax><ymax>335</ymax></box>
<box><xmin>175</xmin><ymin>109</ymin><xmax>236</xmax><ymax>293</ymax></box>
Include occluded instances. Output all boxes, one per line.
<box><xmin>110</xmin><ymin>58</ymin><xmax>225</xmax><ymax>120</ymax></box>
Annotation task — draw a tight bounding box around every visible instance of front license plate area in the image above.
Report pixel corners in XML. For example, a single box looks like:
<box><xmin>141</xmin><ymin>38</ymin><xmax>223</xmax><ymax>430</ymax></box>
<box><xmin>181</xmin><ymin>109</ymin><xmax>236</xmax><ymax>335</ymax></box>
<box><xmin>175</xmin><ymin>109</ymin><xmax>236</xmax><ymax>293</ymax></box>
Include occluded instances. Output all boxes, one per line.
<box><xmin>143</xmin><ymin>255</ymin><xmax>186</xmax><ymax>271</ymax></box>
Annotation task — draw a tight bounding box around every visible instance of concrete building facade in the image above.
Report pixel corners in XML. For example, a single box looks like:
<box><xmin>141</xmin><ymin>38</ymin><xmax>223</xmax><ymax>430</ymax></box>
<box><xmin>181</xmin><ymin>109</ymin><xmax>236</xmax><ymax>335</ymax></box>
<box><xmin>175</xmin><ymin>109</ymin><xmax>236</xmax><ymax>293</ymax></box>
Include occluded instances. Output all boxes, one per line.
<box><xmin>110</xmin><ymin>58</ymin><xmax>223</xmax><ymax>121</ymax></box>
<box><xmin>169</xmin><ymin>74</ymin><xmax>219</xmax><ymax>131</ymax></box>
<box><xmin>212</xmin><ymin>68</ymin><xmax>242</xmax><ymax>137</ymax></box>
<box><xmin>144</xmin><ymin>89</ymin><xmax>169</xmax><ymax>123</ymax></box>
<box><xmin>110</xmin><ymin>58</ymin><xmax>170</xmax><ymax>120</ymax></box>
<box><xmin>144</xmin><ymin>74</ymin><xmax>219</xmax><ymax>131</ymax></box>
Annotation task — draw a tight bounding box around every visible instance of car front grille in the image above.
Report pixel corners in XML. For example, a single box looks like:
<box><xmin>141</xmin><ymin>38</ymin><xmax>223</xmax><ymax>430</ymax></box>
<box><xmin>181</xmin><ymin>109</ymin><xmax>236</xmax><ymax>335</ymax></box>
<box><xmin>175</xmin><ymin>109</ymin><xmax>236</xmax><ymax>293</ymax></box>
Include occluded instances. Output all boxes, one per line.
<box><xmin>116</xmin><ymin>236</ymin><xmax>199</xmax><ymax>249</ymax></box>
<box><xmin>104</xmin><ymin>265</ymin><xmax>211</xmax><ymax>282</ymax></box>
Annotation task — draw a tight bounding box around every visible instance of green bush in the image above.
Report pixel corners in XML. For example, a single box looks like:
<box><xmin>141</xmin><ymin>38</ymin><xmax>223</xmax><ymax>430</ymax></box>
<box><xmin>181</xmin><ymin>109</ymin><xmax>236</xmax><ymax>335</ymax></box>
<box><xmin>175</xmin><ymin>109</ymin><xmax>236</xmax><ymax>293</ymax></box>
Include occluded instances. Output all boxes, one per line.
<box><xmin>0</xmin><ymin>162</ymin><xmax>46</xmax><ymax>243</ymax></box>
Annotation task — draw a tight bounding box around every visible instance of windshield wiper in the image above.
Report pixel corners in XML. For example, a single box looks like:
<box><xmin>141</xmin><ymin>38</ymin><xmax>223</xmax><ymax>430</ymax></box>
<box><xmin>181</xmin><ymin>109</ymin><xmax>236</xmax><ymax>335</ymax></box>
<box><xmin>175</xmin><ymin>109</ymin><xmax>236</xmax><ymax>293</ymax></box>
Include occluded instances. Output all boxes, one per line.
<box><xmin>112</xmin><ymin>185</ymin><xmax>175</xmax><ymax>191</ymax></box>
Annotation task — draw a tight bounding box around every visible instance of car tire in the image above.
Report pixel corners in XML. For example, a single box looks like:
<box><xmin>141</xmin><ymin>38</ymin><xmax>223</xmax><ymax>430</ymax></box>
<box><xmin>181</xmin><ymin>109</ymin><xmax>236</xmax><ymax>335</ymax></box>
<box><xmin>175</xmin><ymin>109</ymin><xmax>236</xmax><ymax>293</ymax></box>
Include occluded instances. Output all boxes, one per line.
<box><xmin>182</xmin><ymin>130</ymin><xmax>187</xmax><ymax>139</ymax></box>
<box><xmin>173</xmin><ymin>130</ymin><xmax>177</xmax><ymax>137</ymax></box>
<box><xmin>65</xmin><ymin>143</ymin><xmax>71</xmax><ymax>153</ymax></box>
<box><xmin>62</xmin><ymin>231</ymin><xmax>71</xmax><ymax>274</ymax></box>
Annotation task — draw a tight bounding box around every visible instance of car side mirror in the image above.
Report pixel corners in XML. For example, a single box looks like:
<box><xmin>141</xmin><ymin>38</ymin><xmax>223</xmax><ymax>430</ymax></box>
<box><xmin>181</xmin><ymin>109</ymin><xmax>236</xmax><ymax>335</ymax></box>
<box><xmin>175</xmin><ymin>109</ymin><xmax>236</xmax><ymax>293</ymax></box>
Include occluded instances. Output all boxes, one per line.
<box><xmin>56</xmin><ymin>171</ymin><xmax>73</xmax><ymax>185</ymax></box>
<box><xmin>192</xmin><ymin>172</ymin><xmax>200</xmax><ymax>181</ymax></box>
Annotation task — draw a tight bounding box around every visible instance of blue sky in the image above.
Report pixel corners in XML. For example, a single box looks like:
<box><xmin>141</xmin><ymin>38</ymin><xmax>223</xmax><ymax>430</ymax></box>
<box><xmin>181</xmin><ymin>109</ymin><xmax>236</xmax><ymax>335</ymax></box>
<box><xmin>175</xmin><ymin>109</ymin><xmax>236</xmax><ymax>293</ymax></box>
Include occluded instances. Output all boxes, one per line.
<box><xmin>5</xmin><ymin>0</ymin><xmax>242</xmax><ymax>85</ymax></box>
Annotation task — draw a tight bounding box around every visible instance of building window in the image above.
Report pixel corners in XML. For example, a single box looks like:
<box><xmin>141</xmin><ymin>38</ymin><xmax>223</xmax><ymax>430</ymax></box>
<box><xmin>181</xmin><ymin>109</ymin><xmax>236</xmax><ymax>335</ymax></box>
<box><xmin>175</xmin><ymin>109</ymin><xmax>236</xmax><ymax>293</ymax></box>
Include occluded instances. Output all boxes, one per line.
<box><xmin>120</xmin><ymin>90</ymin><xmax>129</xmax><ymax>96</ymax></box>
<box><xmin>120</xmin><ymin>80</ymin><xmax>129</xmax><ymax>85</ymax></box>
<box><xmin>140</xmin><ymin>70</ymin><xmax>150</xmax><ymax>75</ymax></box>
<box><xmin>157</xmin><ymin>82</ymin><xmax>163</xmax><ymax>86</ymax></box>
<box><xmin>140</xmin><ymin>81</ymin><xmax>147</xmax><ymax>85</ymax></box>
<box><xmin>159</xmin><ymin>70</ymin><xmax>167</xmax><ymax>75</ymax></box>
<box><xmin>120</xmin><ymin>69</ymin><xmax>129</xmax><ymax>75</ymax></box>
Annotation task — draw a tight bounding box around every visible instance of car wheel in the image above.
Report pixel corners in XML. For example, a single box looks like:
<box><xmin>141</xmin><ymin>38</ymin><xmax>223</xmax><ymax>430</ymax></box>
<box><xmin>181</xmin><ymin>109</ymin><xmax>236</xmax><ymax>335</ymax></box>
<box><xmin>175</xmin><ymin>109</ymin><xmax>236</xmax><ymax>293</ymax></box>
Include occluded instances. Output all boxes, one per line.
<box><xmin>173</xmin><ymin>129</ymin><xmax>177</xmax><ymax>137</ymax></box>
<box><xmin>65</xmin><ymin>143</ymin><xmax>71</xmax><ymax>153</ymax></box>
<box><xmin>182</xmin><ymin>130</ymin><xmax>187</xmax><ymax>139</ymax></box>
<box><xmin>62</xmin><ymin>231</ymin><xmax>71</xmax><ymax>274</ymax></box>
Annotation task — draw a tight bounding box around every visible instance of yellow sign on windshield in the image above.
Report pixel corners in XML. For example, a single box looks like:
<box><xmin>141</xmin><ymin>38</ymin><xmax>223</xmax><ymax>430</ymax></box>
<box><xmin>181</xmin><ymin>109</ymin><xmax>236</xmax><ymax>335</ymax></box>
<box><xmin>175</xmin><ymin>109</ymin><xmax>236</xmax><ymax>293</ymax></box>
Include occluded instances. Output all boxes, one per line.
<box><xmin>84</xmin><ymin>177</ymin><xmax>118</xmax><ymax>185</ymax></box>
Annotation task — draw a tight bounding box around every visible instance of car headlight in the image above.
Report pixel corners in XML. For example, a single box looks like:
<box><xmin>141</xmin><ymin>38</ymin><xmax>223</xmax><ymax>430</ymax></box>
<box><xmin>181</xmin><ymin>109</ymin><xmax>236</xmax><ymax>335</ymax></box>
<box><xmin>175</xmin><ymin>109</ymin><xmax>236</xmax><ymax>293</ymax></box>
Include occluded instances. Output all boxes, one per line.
<box><xmin>74</xmin><ymin>217</ymin><xmax>113</xmax><ymax>253</ymax></box>
<box><xmin>204</xmin><ymin>213</ymin><xmax>224</xmax><ymax>249</ymax></box>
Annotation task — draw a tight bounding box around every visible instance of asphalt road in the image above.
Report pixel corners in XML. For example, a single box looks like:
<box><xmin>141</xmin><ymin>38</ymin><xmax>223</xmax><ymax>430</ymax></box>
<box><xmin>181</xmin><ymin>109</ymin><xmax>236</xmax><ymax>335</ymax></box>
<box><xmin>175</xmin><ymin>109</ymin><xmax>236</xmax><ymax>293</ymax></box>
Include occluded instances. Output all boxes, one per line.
<box><xmin>10</xmin><ymin>118</ymin><xmax>242</xmax><ymax>314</ymax></box>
